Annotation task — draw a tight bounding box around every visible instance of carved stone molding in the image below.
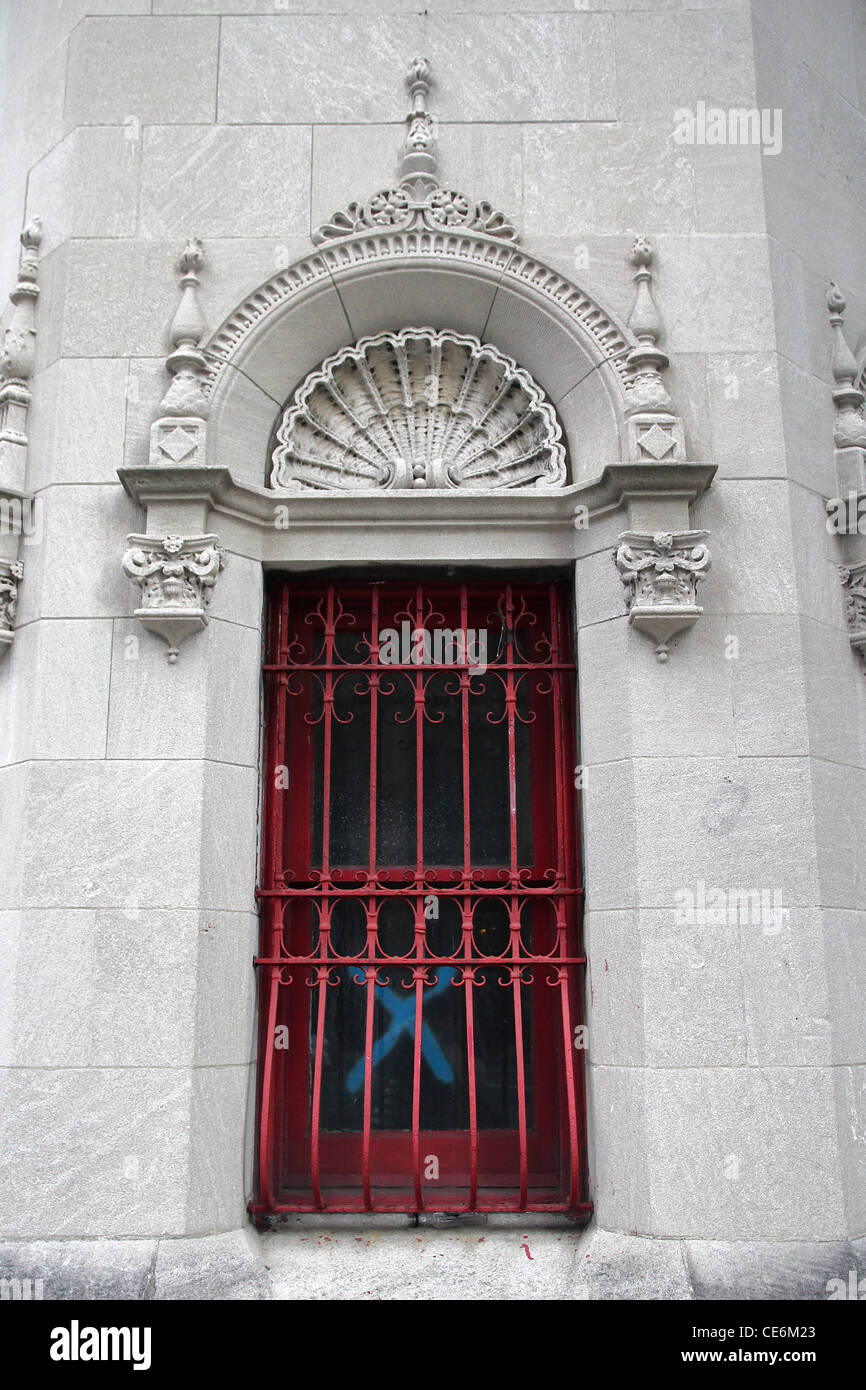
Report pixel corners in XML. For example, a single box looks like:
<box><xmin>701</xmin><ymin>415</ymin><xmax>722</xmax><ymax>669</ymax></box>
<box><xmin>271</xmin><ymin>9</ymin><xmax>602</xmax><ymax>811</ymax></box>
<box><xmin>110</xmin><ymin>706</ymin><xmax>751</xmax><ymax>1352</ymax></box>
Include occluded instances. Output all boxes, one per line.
<box><xmin>615</xmin><ymin>529</ymin><xmax>711</xmax><ymax>662</ymax></box>
<box><xmin>312</xmin><ymin>59</ymin><xmax>518</xmax><ymax>248</ymax></box>
<box><xmin>270</xmin><ymin>327</ymin><xmax>567</xmax><ymax>492</ymax></box>
<box><xmin>121</xmin><ymin>534</ymin><xmax>224</xmax><ymax>663</ymax></box>
<box><xmin>0</xmin><ymin>216</ymin><xmax>42</xmax><ymax>662</ymax></box>
<box><xmin>0</xmin><ymin>557</ymin><xmax>23</xmax><ymax>655</ymax></box>
<box><xmin>826</xmin><ymin>284</ymin><xmax>866</xmax><ymax>673</ymax></box>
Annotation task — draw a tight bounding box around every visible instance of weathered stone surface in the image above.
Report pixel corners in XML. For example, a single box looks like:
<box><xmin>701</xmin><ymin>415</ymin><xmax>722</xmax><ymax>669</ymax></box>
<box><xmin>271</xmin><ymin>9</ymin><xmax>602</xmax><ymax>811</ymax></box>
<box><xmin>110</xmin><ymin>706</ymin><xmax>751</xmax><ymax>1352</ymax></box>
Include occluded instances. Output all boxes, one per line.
<box><xmin>139</xmin><ymin>126</ymin><xmax>312</xmax><ymax>239</ymax></box>
<box><xmin>0</xmin><ymin>1238</ymin><xmax>156</xmax><ymax>1301</ymax></box>
<box><xmin>153</xmin><ymin>1229</ymin><xmax>267</xmax><ymax>1300</ymax></box>
<box><xmin>65</xmin><ymin>17</ymin><xmax>220</xmax><ymax>128</ymax></box>
<box><xmin>685</xmin><ymin>1238</ymin><xmax>856</xmax><ymax>1301</ymax></box>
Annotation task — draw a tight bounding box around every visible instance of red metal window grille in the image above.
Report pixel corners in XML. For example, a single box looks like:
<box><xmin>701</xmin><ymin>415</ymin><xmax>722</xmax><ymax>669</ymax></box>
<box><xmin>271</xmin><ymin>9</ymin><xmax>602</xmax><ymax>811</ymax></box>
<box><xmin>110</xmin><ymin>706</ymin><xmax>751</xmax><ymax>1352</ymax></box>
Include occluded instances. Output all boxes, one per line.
<box><xmin>251</xmin><ymin>578</ymin><xmax>590</xmax><ymax>1219</ymax></box>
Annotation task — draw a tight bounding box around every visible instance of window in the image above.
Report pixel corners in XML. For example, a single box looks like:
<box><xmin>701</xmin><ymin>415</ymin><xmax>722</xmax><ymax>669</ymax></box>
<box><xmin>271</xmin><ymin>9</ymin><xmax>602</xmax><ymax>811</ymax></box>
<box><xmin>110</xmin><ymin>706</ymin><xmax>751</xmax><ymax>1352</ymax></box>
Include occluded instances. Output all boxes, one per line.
<box><xmin>252</xmin><ymin>577</ymin><xmax>589</xmax><ymax>1217</ymax></box>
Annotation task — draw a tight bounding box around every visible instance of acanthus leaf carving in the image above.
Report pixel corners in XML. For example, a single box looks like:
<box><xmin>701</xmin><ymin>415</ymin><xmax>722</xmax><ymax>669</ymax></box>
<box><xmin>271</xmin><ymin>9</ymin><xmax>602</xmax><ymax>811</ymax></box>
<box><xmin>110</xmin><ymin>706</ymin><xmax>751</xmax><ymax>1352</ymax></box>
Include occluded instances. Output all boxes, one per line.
<box><xmin>615</xmin><ymin>529</ymin><xmax>711</xmax><ymax>661</ymax></box>
<box><xmin>122</xmin><ymin>534</ymin><xmax>224</xmax><ymax>663</ymax></box>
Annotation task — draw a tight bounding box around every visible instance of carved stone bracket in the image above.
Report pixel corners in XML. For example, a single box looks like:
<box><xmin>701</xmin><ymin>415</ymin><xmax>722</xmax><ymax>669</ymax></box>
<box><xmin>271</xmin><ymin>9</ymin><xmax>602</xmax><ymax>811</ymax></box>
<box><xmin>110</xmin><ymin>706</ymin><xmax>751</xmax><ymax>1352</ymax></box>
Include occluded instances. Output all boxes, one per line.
<box><xmin>0</xmin><ymin>557</ymin><xmax>24</xmax><ymax>655</ymax></box>
<box><xmin>0</xmin><ymin>216</ymin><xmax>42</xmax><ymax>662</ymax></box>
<box><xmin>121</xmin><ymin>534</ymin><xmax>224</xmax><ymax>663</ymax></box>
<box><xmin>839</xmin><ymin>561</ymin><xmax>866</xmax><ymax>666</ymax></box>
<box><xmin>615</xmin><ymin>529</ymin><xmax>711</xmax><ymax>662</ymax></box>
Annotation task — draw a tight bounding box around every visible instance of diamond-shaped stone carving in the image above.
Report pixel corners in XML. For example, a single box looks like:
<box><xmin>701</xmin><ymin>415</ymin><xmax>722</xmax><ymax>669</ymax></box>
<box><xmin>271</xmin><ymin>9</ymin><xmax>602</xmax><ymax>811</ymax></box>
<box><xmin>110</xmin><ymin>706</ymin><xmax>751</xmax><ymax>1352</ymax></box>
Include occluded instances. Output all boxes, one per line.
<box><xmin>638</xmin><ymin>423</ymin><xmax>675</xmax><ymax>461</ymax></box>
<box><xmin>159</xmin><ymin>426</ymin><xmax>197</xmax><ymax>463</ymax></box>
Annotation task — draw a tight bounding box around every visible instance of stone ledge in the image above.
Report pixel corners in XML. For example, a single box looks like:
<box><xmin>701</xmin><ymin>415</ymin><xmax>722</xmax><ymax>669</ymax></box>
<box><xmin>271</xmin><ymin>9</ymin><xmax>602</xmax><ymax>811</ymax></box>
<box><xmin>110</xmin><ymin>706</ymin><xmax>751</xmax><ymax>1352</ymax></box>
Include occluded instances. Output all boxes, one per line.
<box><xmin>2</xmin><ymin>1227</ymin><xmax>862</xmax><ymax>1301</ymax></box>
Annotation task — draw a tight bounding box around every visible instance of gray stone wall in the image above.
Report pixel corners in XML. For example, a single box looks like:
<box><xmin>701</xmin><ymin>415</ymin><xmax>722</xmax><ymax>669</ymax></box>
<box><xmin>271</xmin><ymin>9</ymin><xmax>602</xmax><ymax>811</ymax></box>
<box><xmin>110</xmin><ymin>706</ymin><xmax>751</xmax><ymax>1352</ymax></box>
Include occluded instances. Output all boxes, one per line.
<box><xmin>0</xmin><ymin>0</ymin><xmax>863</xmax><ymax>1294</ymax></box>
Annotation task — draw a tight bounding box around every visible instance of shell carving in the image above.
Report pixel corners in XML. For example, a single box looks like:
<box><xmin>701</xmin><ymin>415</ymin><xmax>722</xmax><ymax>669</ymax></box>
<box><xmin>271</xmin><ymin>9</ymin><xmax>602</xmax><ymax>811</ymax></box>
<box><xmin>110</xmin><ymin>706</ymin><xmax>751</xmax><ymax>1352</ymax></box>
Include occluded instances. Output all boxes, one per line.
<box><xmin>270</xmin><ymin>328</ymin><xmax>568</xmax><ymax>491</ymax></box>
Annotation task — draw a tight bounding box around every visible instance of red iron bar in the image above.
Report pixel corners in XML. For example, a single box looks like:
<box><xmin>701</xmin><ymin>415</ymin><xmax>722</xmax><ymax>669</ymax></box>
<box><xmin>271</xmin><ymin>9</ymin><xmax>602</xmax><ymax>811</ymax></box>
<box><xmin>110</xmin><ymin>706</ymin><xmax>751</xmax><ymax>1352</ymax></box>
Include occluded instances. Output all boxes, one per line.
<box><xmin>252</xmin><ymin>578</ymin><xmax>590</xmax><ymax>1220</ymax></box>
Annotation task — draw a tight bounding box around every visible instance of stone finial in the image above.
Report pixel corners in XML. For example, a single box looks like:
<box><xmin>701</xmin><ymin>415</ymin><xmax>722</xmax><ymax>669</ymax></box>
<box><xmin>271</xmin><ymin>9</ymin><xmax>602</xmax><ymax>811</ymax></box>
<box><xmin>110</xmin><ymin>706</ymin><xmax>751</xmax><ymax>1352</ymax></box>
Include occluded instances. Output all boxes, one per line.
<box><xmin>826</xmin><ymin>282</ymin><xmax>866</xmax><ymax>448</ymax></box>
<box><xmin>624</xmin><ymin>236</ymin><xmax>673</xmax><ymax>415</ymax></box>
<box><xmin>312</xmin><ymin>60</ymin><xmax>518</xmax><ymax>246</ymax></box>
<box><xmin>158</xmin><ymin>238</ymin><xmax>210</xmax><ymax>419</ymax></box>
<box><xmin>1</xmin><ymin>216</ymin><xmax>43</xmax><ymax>389</ymax></box>
<box><xmin>399</xmin><ymin>56</ymin><xmax>438</xmax><ymax>193</ymax></box>
<box><xmin>122</xmin><ymin>533</ymin><xmax>224</xmax><ymax>662</ymax></box>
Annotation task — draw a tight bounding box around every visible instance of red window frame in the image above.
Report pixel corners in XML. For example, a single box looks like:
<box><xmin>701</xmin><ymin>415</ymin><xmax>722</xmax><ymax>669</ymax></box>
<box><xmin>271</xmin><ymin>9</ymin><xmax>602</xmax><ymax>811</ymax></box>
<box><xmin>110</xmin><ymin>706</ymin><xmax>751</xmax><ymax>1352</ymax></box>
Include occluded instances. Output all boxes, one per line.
<box><xmin>251</xmin><ymin>576</ymin><xmax>590</xmax><ymax>1219</ymax></box>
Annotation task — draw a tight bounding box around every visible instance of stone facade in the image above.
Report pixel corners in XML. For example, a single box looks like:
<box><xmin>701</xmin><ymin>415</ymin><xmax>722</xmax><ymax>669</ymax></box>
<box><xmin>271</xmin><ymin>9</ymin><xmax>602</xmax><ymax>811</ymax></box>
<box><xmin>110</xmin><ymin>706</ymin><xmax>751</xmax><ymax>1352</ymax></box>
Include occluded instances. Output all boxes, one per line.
<box><xmin>0</xmin><ymin>0</ymin><xmax>864</xmax><ymax>1300</ymax></box>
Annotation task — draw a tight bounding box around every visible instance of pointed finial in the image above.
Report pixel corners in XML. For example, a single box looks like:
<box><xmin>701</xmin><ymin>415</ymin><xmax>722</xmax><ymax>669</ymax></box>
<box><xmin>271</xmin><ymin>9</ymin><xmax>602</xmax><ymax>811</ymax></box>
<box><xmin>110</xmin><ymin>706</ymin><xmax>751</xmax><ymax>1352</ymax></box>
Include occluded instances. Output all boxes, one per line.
<box><xmin>0</xmin><ymin>215</ymin><xmax>43</xmax><ymax>386</ymax></box>
<box><xmin>159</xmin><ymin>237</ymin><xmax>210</xmax><ymax>419</ymax></box>
<box><xmin>624</xmin><ymin>236</ymin><xmax>672</xmax><ymax>415</ymax></box>
<box><xmin>826</xmin><ymin>281</ymin><xmax>866</xmax><ymax>447</ymax></box>
<box><xmin>398</xmin><ymin>57</ymin><xmax>438</xmax><ymax>193</ymax></box>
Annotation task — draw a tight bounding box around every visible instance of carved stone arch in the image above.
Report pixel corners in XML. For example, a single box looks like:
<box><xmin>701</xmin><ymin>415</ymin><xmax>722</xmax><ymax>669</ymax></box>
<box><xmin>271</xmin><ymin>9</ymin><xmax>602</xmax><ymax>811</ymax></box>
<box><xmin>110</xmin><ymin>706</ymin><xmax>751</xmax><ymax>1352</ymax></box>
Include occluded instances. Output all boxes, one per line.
<box><xmin>201</xmin><ymin>235</ymin><xmax>632</xmax><ymax>492</ymax></box>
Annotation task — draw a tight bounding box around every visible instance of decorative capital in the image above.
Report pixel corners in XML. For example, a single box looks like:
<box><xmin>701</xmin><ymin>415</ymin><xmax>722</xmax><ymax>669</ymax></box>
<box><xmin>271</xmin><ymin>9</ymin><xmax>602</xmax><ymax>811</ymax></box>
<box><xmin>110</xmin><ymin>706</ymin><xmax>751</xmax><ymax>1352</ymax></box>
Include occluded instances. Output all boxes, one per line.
<box><xmin>122</xmin><ymin>533</ymin><xmax>224</xmax><ymax>662</ymax></box>
<box><xmin>615</xmin><ymin>528</ymin><xmax>711</xmax><ymax>661</ymax></box>
<box><xmin>625</xmin><ymin>236</ymin><xmax>673</xmax><ymax>417</ymax></box>
<box><xmin>0</xmin><ymin>555</ymin><xmax>24</xmax><ymax>657</ymax></box>
<box><xmin>826</xmin><ymin>282</ymin><xmax>866</xmax><ymax>448</ymax></box>
<box><xmin>158</xmin><ymin>238</ymin><xmax>210</xmax><ymax>421</ymax></box>
<box><xmin>312</xmin><ymin>61</ymin><xmax>519</xmax><ymax>247</ymax></box>
<box><xmin>838</xmin><ymin>560</ymin><xmax>866</xmax><ymax>668</ymax></box>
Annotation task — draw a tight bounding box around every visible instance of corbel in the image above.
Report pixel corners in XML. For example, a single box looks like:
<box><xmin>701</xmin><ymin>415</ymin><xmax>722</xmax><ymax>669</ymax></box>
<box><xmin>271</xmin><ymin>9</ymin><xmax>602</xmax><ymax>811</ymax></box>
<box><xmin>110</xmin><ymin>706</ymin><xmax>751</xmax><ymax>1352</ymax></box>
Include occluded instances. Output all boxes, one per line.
<box><xmin>121</xmin><ymin>238</ymin><xmax>225</xmax><ymax>662</ymax></box>
<box><xmin>0</xmin><ymin>217</ymin><xmax>41</xmax><ymax>661</ymax></box>
<box><xmin>824</xmin><ymin>284</ymin><xmax>866</xmax><ymax>670</ymax></box>
<box><xmin>613</xmin><ymin>237</ymin><xmax>713</xmax><ymax>660</ymax></box>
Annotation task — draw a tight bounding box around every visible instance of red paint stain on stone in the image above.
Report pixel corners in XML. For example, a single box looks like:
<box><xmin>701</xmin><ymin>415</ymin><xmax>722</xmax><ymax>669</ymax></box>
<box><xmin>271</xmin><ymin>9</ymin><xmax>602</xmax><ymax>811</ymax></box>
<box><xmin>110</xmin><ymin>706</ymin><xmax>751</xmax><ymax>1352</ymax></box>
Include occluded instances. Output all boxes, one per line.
<box><xmin>521</xmin><ymin>1242</ymin><xmax>534</xmax><ymax>1261</ymax></box>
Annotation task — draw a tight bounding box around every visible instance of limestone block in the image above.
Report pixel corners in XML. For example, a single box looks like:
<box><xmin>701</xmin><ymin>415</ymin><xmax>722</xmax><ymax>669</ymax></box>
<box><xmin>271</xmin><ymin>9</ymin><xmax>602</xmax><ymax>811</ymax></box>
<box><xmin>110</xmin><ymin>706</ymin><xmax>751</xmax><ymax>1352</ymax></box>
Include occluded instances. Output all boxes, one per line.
<box><xmin>632</xmin><ymin>754</ymin><xmax>820</xmax><ymax>909</ymax></box>
<box><xmin>685</xmin><ymin>1237</ymin><xmax>856</xmax><ymax>1300</ymax></box>
<box><xmin>587</xmin><ymin>1064</ymin><xmax>650</xmax><ymax>1233</ymax></box>
<box><xmin>755</xmin><ymin>0</ymin><xmax>859</xmax><ymax>105</ymax></box>
<box><xmin>810</xmin><ymin>758</ymin><xmax>866</xmax><ymax>913</ymax></box>
<box><xmin>0</xmin><ymin>1066</ymin><xmax>191</xmax><ymax>1237</ymax></box>
<box><xmin>584</xmin><ymin>909</ymin><xmax>645</xmax><ymax>1067</ymax></box>
<box><xmin>644</xmin><ymin>1066</ymin><xmax>844</xmax><ymax>1238</ymax></box>
<box><xmin>193</xmin><ymin>910</ymin><xmax>258</xmax><ymax>1067</ymax></box>
<box><xmin>580</xmin><ymin>759</ymin><xmax>638</xmax><ymax>911</ymax></box>
<box><xmin>706</xmin><ymin>353</ymin><xmax>788</xmax><ymax>480</ymax></box>
<box><xmin>27</xmin><ymin>357</ymin><xmax>131</xmax><ymax>490</ymax></box>
<box><xmin>0</xmin><ymin>763</ymin><xmax>27</xmax><ymax>909</ymax></box>
<box><xmin>740</xmin><ymin>906</ymin><xmax>832</xmax><ymax>1067</ymax></box>
<box><xmin>693</xmin><ymin>479</ymin><xmax>798</xmax><ymax>616</ymax></box>
<box><xmin>614</xmin><ymin>8</ymin><xmax>755</xmax><ymax>121</ymax></box>
<box><xmin>185</xmin><ymin>1064</ymin><xmax>252</xmax><ymax>1233</ymax></box>
<box><xmin>107</xmin><ymin>617</ymin><xmax>260</xmax><ymax>768</ymax></box>
<box><xmin>640</xmin><ymin>907</ymin><xmax>746</xmax><ymax>1067</ymax></box>
<box><xmin>200</xmin><ymin>761</ymin><xmax>259</xmax><ymax>914</ymax></box>
<box><xmin>219</xmin><ymin>13</ymin><xmax>615</xmax><ymax>124</ymax></box>
<box><xmin>835</xmin><ymin>1065</ymin><xmax>866</xmax><ymax>1234</ymax></box>
<box><xmin>15</xmin><ymin>484</ymin><xmax>143</xmax><ymax>624</ymax></box>
<box><xmin>824</xmin><ymin>911</ymin><xmax>866</xmax><ymax>1065</ymax></box>
<box><xmin>204</xmin><ymin>550</ymin><xmax>263</xmax><ymax>632</ymax></box>
<box><xmin>65</xmin><ymin>16</ymin><xmax>219</xmax><ymax>129</ymax></box>
<box><xmin>153</xmin><ymin>1228</ymin><xmax>268</xmax><ymax>1300</ymax></box>
<box><xmin>0</xmin><ymin>910</ymin><xmax>97</xmax><ymax>1068</ymax></box>
<box><xmin>523</xmin><ymin>122</ymin><xmax>695</xmax><ymax>237</ymax></box>
<box><xmin>776</xmin><ymin>353</ymin><xmax>837</xmax><ymax>496</ymax></box>
<box><xmin>693</xmin><ymin>143</ymin><xmax>766</xmax><ymax>235</ymax></box>
<box><xmin>89</xmin><ymin>910</ymin><xmax>200</xmax><ymax>1067</ymax></box>
<box><xmin>26</xmin><ymin>128</ymin><xmax>139</xmax><ymax>255</ymax></box>
<box><xmin>0</xmin><ymin>1237</ymin><xmax>156</xmax><ymax>1301</ymax></box>
<box><xmin>4</xmin><ymin>620</ymin><xmax>113</xmax><ymax>762</ymax></box>
<box><xmin>788</xmin><ymin>483</ymin><xmax>850</xmax><ymax>628</ymax></box>
<box><xmin>18</xmin><ymin>760</ymin><xmax>206</xmax><ymax>911</ymax></box>
<box><xmin>728</xmin><ymin>615</ymin><xmax>809</xmax><ymax>757</ymax></box>
<box><xmin>655</xmin><ymin>235</ymin><xmax>776</xmax><ymax>355</ymax></box>
<box><xmin>799</xmin><ymin>617</ymin><xmax>862</xmax><ymax>767</ymax></box>
<box><xmin>140</xmin><ymin>125</ymin><xmax>312</xmax><ymax>239</ymax></box>
<box><xmin>0</xmin><ymin>43</ymin><xmax>66</xmax><ymax>195</ymax></box>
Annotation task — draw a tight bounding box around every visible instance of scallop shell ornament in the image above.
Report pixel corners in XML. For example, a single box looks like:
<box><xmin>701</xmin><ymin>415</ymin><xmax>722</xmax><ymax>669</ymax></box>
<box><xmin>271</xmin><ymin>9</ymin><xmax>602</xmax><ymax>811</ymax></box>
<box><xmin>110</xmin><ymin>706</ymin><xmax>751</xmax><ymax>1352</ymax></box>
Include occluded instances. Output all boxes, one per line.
<box><xmin>270</xmin><ymin>328</ymin><xmax>567</xmax><ymax>491</ymax></box>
